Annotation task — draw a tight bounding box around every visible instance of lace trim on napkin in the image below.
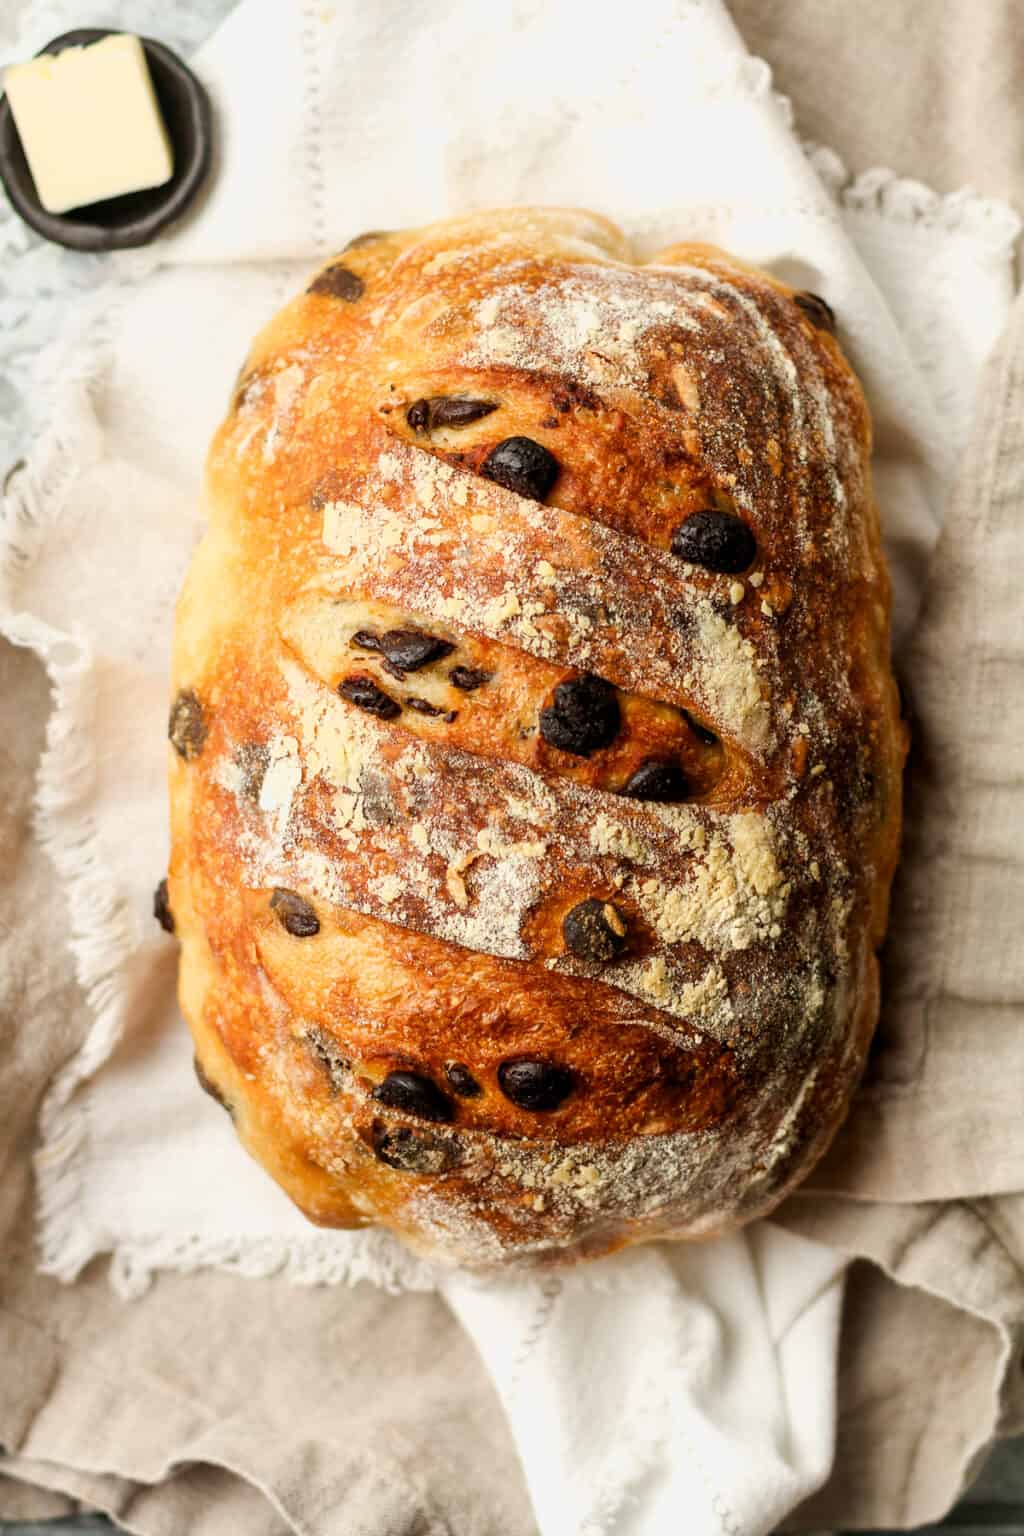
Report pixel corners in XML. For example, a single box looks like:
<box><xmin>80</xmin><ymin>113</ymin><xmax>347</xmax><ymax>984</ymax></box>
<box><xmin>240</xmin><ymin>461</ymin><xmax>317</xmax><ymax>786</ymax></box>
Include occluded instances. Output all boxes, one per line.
<box><xmin>805</xmin><ymin>143</ymin><xmax>1022</xmax><ymax>249</ymax></box>
<box><xmin>1</xmin><ymin>1</ymin><xmax>1019</xmax><ymax>1298</ymax></box>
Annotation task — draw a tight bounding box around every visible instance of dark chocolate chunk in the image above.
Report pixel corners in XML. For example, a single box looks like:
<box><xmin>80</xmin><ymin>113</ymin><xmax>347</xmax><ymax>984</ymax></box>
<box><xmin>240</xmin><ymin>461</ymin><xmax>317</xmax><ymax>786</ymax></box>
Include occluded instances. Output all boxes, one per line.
<box><xmin>429</xmin><ymin>396</ymin><xmax>497</xmax><ymax>428</ymax></box>
<box><xmin>270</xmin><ymin>888</ymin><xmax>321</xmax><ymax>938</ymax></box>
<box><xmin>445</xmin><ymin>1062</ymin><xmax>483</xmax><ymax>1098</ymax></box>
<box><xmin>562</xmin><ymin>898</ymin><xmax>628</xmax><ymax>963</ymax></box>
<box><xmin>372</xmin><ymin>1070</ymin><xmax>454</xmax><ymax>1123</ymax></box>
<box><xmin>339</xmin><ymin>674</ymin><xmax>402</xmax><ymax>719</ymax></box>
<box><xmin>681</xmin><ymin>709</ymin><xmax>719</xmax><ymax>747</ymax></box>
<box><xmin>794</xmin><ymin>291</ymin><xmax>836</xmax><ymax>334</ymax></box>
<box><xmin>381</xmin><ymin>629</ymin><xmax>455</xmax><ymax>672</ymax></box>
<box><xmin>407</xmin><ymin>396</ymin><xmax>498</xmax><ymax>433</ymax></box>
<box><xmin>307</xmin><ymin>264</ymin><xmax>365</xmax><ymax>301</ymax></box>
<box><xmin>168</xmin><ymin>688</ymin><xmax>207</xmax><ymax>760</ymax></box>
<box><xmin>480</xmin><ymin>436</ymin><xmax>559</xmax><ymax>501</ymax></box>
<box><xmin>302</xmin><ymin>1026</ymin><xmax>350</xmax><ymax>1093</ymax></box>
<box><xmin>352</xmin><ymin>628</ymin><xmax>454</xmax><ymax>673</ymax></box>
<box><xmin>405</xmin><ymin>399</ymin><xmax>430</xmax><ymax>434</ymax></box>
<box><xmin>498</xmin><ymin>1059</ymin><xmax>574</xmax><ymax>1112</ymax></box>
<box><xmin>449</xmin><ymin>666</ymin><xmax>492</xmax><ymax>691</ymax></box>
<box><xmin>153</xmin><ymin>877</ymin><xmax>175</xmax><ymax>934</ymax></box>
<box><xmin>379</xmin><ymin>657</ymin><xmax>407</xmax><ymax>682</ymax></box>
<box><xmin>0</xmin><ymin>29</ymin><xmax>212</xmax><ymax>255</ymax></box>
<box><xmin>539</xmin><ymin>673</ymin><xmax>620</xmax><ymax>757</ymax></box>
<box><xmin>194</xmin><ymin>1054</ymin><xmax>230</xmax><ymax>1113</ymax></box>
<box><xmin>621</xmin><ymin>757</ymin><xmax>690</xmax><ymax>803</ymax></box>
<box><xmin>670</xmin><ymin>510</ymin><xmax>756</xmax><ymax>574</ymax></box>
<box><xmin>406</xmin><ymin>699</ymin><xmax>458</xmax><ymax>721</ymax></box>
<box><xmin>372</xmin><ymin>1122</ymin><xmax>459</xmax><ymax>1174</ymax></box>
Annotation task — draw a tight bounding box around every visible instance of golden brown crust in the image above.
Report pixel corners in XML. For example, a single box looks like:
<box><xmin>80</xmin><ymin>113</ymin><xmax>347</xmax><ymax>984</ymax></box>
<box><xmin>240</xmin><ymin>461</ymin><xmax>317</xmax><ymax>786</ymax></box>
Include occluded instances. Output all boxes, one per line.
<box><xmin>167</xmin><ymin>207</ymin><xmax>906</xmax><ymax>1267</ymax></box>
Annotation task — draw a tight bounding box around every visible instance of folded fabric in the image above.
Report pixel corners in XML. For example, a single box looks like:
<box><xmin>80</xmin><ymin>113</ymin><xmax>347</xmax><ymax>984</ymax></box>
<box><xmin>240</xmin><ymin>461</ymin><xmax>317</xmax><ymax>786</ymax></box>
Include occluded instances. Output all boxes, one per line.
<box><xmin>443</xmin><ymin>1231</ymin><xmax>845</xmax><ymax>1536</ymax></box>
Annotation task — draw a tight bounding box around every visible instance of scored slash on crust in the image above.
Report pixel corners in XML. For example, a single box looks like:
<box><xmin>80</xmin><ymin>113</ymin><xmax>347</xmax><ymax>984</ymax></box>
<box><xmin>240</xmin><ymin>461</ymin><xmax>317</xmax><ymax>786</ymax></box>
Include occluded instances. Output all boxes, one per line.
<box><xmin>167</xmin><ymin>209</ymin><xmax>899</xmax><ymax>1263</ymax></box>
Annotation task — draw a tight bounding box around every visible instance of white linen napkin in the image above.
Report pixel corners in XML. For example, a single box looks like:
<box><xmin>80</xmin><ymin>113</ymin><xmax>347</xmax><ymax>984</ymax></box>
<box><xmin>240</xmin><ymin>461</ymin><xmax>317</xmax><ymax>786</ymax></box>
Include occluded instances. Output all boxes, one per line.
<box><xmin>1</xmin><ymin>0</ymin><xmax>1019</xmax><ymax>1532</ymax></box>
<box><xmin>444</xmin><ymin>1231</ymin><xmax>846</xmax><ymax>1536</ymax></box>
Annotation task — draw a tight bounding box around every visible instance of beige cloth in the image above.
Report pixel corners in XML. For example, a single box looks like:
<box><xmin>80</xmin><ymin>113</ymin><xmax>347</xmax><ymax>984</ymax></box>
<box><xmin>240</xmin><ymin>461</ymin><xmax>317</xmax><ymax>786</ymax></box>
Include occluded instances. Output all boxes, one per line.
<box><xmin>3</xmin><ymin>3</ymin><xmax>1024</xmax><ymax>1531</ymax></box>
<box><xmin>729</xmin><ymin>0</ymin><xmax>1024</xmax><ymax>213</ymax></box>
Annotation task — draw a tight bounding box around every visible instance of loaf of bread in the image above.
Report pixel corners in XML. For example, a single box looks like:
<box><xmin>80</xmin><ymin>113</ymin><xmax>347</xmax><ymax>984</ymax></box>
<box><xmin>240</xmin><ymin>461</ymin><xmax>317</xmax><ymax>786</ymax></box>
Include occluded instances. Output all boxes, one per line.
<box><xmin>165</xmin><ymin>207</ymin><xmax>906</xmax><ymax>1267</ymax></box>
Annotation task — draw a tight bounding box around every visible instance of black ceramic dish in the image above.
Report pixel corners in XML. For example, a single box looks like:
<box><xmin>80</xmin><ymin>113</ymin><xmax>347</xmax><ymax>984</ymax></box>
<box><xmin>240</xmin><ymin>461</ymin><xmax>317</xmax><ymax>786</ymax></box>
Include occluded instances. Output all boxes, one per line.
<box><xmin>0</xmin><ymin>27</ymin><xmax>212</xmax><ymax>252</ymax></box>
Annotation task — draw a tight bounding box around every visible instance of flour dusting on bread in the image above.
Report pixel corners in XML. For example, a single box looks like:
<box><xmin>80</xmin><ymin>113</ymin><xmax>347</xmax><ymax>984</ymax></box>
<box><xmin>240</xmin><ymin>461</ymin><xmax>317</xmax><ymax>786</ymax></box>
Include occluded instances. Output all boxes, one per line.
<box><xmin>168</xmin><ymin>207</ymin><xmax>905</xmax><ymax>1268</ymax></box>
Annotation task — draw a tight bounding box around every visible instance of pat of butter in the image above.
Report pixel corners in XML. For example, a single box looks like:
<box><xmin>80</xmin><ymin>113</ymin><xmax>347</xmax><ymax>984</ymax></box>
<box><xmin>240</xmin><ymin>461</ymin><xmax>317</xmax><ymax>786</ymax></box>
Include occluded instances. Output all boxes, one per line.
<box><xmin>3</xmin><ymin>34</ymin><xmax>174</xmax><ymax>215</ymax></box>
